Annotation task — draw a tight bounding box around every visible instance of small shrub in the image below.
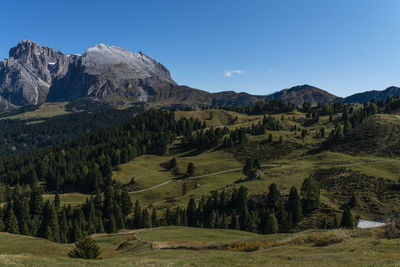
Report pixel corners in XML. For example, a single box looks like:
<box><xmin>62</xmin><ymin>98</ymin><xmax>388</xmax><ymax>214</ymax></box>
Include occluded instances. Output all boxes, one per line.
<box><xmin>383</xmin><ymin>219</ymin><xmax>400</xmax><ymax>239</ymax></box>
<box><xmin>68</xmin><ymin>235</ymin><xmax>101</xmax><ymax>259</ymax></box>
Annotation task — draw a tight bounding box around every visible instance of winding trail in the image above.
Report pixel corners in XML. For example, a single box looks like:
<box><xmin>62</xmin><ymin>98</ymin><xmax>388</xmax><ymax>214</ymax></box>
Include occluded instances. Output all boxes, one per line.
<box><xmin>128</xmin><ymin>159</ymin><xmax>398</xmax><ymax>194</ymax></box>
<box><xmin>396</xmin><ymin>115</ymin><xmax>400</xmax><ymax>120</ymax></box>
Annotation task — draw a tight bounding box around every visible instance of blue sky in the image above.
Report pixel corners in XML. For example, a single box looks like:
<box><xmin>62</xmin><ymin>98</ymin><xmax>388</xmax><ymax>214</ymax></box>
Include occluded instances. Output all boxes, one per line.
<box><xmin>1</xmin><ymin>0</ymin><xmax>399</xmax><ymax>97</ymax></box>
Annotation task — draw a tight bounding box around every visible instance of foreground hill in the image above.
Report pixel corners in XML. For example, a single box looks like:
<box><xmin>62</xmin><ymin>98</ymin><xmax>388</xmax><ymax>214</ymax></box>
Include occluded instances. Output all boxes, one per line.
<box><xmin>0</xmin><ymin>227</ymin><xmax>399</xmax><ymax>266</ymax></box>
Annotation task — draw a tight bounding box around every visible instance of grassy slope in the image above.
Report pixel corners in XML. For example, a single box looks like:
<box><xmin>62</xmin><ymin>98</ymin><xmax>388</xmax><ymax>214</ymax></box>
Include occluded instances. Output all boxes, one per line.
<box><xmin>0</xmin><ymin>102</ymin><xmax>70</xmax><ymax>120</ymax></box>
<box><xmin>1</xmin><ymin>227</ymin><xmax>400</xmax><ymax>266</ymax></box>
<box><xmin>138</xmin><ymin>226</ymin><xmax>259</xmax><ymax>243</ymax></box>
<box><xmin>107</xmin><ymin>110</ymin><xmax>400</xmax><ymax>220</ymax></box>
<box><xmin>40</xmin><ymin>111</ymin><xmax>400</xmax><ymax>222</ymax></box>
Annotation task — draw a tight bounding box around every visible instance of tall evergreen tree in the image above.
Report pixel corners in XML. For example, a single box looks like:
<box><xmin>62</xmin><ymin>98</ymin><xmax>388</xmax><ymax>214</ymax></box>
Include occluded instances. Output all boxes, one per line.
<box><xmin>72</xmin><ymin>219</ymin><xmax>82</xmax><ymax>242</ymax></box>
<box><xmin>348</xmin><ymin>193</ymin><xmax>357</xmax><ymax>209</ymax></box>
<box><xmin>264</xmin><ymin>212</ymin><xmax>278</xmax><ymax>234</ymax></box>
<box><xmin>30</xmin><ymin>185</ymin><xmax>43</xmax><ymax>217</ymax></box>
<box><xmin>187</xmin><ymin>198</ymin><xmax>197</xmax><ymax>227</ymax></box>
<box><xmin>301</xmin><ymin>177</ymin><xmax>320</xmax><ymax>214</ymax></box>
<box><xmin>54</xmin><ymin>193</ymin><xmax>61</xmax><ymax>212</ymax></box>
<box><xmin>229</xmin><ymin>211</ymin><xmax>239</xmax><ymax>230</ymax></box>
<box><xmin>287</xmin><ymin>186</ymin><xmax>303</xmax><ymax>226</ymax></box>
<box><xmin>133</xmin><ymin>200</ymin><xmax>141</xmax><ymax>228</ymax></box>
<box><xmin>186</xmin><ymin>163</ymin><xmax>195</xmax><ymax>176</ymax></box>
<box><xmin>5</xmin><ymin>208</ymin><xmax>19</xmax><ymax>234</ymax></box>
<box><xmin>340</xmin><ymin>207</ymin><xmax>355</xmax><ymax>228</ymax></box>
<box><xmin>142</xmin><ymin>209</ymin><xmax>151</xmax><ymax>228</ymax></box>
<box><xmin>107</xmin><ymin>214</ymin><xmax>117</xmax><ymax>233</ymax></box>
<box><xmin>151</xmin><ymin>208</ymin><xmax>157</xmax><ymax>228</ymax></box>
<box><xmin>120</xmin><ymin>190</ymin><xmax>133</xmax><ymax>218</ymax></box>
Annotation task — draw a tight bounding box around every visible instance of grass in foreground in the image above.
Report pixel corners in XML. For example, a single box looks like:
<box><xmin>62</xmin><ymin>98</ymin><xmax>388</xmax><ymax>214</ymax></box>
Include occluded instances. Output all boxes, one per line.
<box><xmin>1</xmin><ymin>227</ymin><xmax>400</xmax><ymax>266</ymax></box>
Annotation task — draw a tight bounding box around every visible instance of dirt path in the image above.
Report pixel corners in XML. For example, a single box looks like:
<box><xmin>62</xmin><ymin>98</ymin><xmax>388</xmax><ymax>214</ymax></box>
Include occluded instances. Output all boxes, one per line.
<box><xmin>128</xmin><ymin>160</ymin><xmax>398</xmax><ymax>194</ymax></box>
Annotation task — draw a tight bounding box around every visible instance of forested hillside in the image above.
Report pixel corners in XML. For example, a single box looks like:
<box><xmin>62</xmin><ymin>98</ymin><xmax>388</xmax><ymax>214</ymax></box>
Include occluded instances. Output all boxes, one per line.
<box><xmin>0</xmin><ymin>95</ymin><xmax>399</xmax><ymax>249</ymax></box>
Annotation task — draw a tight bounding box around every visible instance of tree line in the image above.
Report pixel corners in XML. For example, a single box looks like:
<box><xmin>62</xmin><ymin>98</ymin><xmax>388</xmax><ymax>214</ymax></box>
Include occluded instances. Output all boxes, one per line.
<box><xmin>0</xmin><ymin>110</ymin><xmax>205</xmax><ymax>193</ymax></box>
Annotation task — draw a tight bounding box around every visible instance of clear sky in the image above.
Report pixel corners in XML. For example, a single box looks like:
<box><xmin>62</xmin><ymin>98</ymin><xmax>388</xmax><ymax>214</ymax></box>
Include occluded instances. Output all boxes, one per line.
<box><xmin>1</xmin><ymin>0</ymin><xmax>399</xmax><ymax>97</ymax></box>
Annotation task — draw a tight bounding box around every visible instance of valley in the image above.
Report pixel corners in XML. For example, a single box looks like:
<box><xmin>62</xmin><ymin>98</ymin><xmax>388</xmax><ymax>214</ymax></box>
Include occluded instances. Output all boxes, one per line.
<box><xmin>2</xmin><ymin>1</ymin><xmax>400</xmax><ymax>266</ymax></box>
<box><xmin>0</xmin><ymin>89</ymin><xmax>399</xmax><ymax>266</ymax></box>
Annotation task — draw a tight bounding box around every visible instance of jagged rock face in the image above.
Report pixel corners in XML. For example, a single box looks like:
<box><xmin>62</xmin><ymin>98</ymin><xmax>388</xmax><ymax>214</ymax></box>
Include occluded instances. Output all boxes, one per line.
<box><xmin>0</xmin><ymin>40</ymin><xmax>75</xmax><ymax>108</ymax></box>
<box><xmin>47</xmin><ymin>44</ymin><xmax>176</xmax><ymax>103</ymax></box>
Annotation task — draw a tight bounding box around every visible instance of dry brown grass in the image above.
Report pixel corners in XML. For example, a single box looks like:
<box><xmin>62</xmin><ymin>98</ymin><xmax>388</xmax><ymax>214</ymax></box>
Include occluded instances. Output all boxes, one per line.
<box><xmin>228</xmin><ymin>230</ymin><xmax>349</xmax><ymax>252</ymax></box>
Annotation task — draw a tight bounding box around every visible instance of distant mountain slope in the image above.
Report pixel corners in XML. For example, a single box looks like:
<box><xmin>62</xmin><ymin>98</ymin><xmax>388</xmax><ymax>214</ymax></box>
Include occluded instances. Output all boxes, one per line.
<box><xmin>343</xmin><ymin>86</ymin><xmax>400</xmax><ymax>103</ymax></box>
<box><xmin>265</xmin><ymin>84</ymin><xmax>340</xmax><ymax>106</ymax></box>
<box><xmin>0</xmin><ymin>41</ymin><xmax>267</xmax><ymax>110</ymax></box>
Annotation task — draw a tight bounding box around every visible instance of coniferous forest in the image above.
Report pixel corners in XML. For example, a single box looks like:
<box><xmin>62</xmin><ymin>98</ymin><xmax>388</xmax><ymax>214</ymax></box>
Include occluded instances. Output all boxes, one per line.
<box><xmin>0</xmin><ymin>94</ymin><xmax>398</xmax><ymax>244</ymax></box>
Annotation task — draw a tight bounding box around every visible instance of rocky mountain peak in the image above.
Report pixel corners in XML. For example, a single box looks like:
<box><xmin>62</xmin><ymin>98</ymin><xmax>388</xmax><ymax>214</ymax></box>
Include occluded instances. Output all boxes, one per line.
<box><xmin>0</xmin><ymin>40</ymin><xmax>77</xmax><ymax>108</ymax></box>
<box><xmin>82</xmin><ymin>43</ymin><xmax>175</xmax><ymax>84</ymax></box>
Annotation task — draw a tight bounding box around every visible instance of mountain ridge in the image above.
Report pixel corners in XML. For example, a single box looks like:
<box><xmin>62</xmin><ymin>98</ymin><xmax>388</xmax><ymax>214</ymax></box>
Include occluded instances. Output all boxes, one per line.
<box><xmin>1</xmin><ymin>40</ymin><xmax>400</xmax><ymax>111</ymax></box>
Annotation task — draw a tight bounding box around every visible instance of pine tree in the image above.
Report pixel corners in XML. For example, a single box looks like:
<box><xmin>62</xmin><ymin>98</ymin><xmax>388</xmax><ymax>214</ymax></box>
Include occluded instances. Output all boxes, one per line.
<box><xmin>229</xmin><ymin>211</ymin><xmax>239</xmax><ymax>230</ymax></box>
<box><xmin>0</xmin><ymin>217</ymin><xmax>5</xmax><ymax>232</ymax></box>
<box><xmin>142</xmin><ymin>209</ymin><xmax>151</xmax><ymax>228</ymax></box>
<box><xmin>133</xmin><ymin>200</ymin><xmax>141</xmax><ymax>228</ymax></box>
<box><xmin>48</xmin><ymin>203</ymin><xmax>60</xmax><ymax>242</ymax></box>
<box><xmin>88</xmin><ymin>199</ymin><xmax>96</xmax><ymax>224</ymax></box>
<box><xmin>107</xmin><ymin>215</ymin><xmax>117</xmax><ymax>233</ymax></box>
<box><xmin>334</xmin><ymin>124</ymin><xmax>344</xmax><ymax>140</ymax></box>
<box><xmin>208</xmin><ymin>210</ymin><xmax>216</xmax><ymax>229</ymax></box>
<box><xmin>333</xmin><ymin>215</ymin><xmax>339</xmax><ymax>228</ymax></box>
<box><xmin>54</xmin><ymin>193</ymin><xmax>61</xmax><ymax>212</ymax></box>
<box><xmin>28</xmin><ymin>219</ymin><xmax>38</xmax><ymax>236</ymax></box>
<box><xmin>95</xmin><ymin>216</ymin><xmax>105</xmax><ymax>233</ymax></box>
<box><xmin>120</xmin><ymin>190</ymin><xmax>133</xmax><ymax>217</ymax></box>
<box><xmin>21</xmin><ymin>221</ymin><xmax>30</xmax><ymax>235</ymax></box>
<box><xmin>186</xmin><ymin>163</ymin><xmax>195</xmax><ymax>177</ymax></box>
<box><xmin>68</xmin><ymin>235</ymin><xmax>101</xmax><ymax>259</ymax></box>
<box><xmin>343</xmin><ymin>119</ymin><xmax>352</xmax><ymax>136</ymax></box>
<box><xmin>114</xmin><ymin>202</ymin><xmax>125</xmax><ymax>229</ymax></box>
<box><xmin>264</xmin><ymin>212</ymin><xmax>278</xmax><ymax>234</ymax></box>
<box><xmin>5</xmin><ymin>208</ymin><xmax>19</xmax><ymax>234</ymax></box>
<box><xmin>103</xmin><ymin>186</ymin><xmax>114</xmax><ymax>217</ymax></box>
<box><xmin>266</xmin><ymin>183</ymin><xmax>283</xmax><ymax>212</ymax></box>
<box><xmin>340</xmin><ymin>207</ymin><xmax>355</xmax><ymax>228</ymax></box>
<box><xmin>287</xmin><ymin>186</ymin><xmax>303</xmax><ymax>226</ymax></box>
<box><xmin>301</xmin><ymin>177</ymin><xmax>320</xmax><ymax>214</ymax></box>
<box><xmin>60</xmin><ymin>207</ymin><xmax>69</xmax><ymax>242</ymax></box>
<box><xmin>187</xmin><ymin>198</ymin><xmax>197</xmax><ymax>227</ymax></box>
<box><xmin>72</xmin><ymin>219</ymin><xmax>82</xmax><ymax>242</ymax></box>
<box><xmin>239</xmin><ymin>202</ymin><xmax>250</xmax><ymax>231</ymax></box>
<box><xmin>348</xmin><ymin>193</ymin><xmax>357</xmax><ymax>208</ymax></box>
<box><xmin>30</xmin><ymin>185</ymin><xmax>43</xmax><ymax>217</ymax></box>
<box><xmin>151</xmin><ymin>208</ymin><xmax>157</xmax><ymax>228</ymax></box>
<box><xmin>88</xmin><ymin>221</ymin><xmax>96</xmax><ymax>235</ymax></box>
<box><xmin>220</xmin><ymin>213</ymin><xmax>228</xmax><ymax>229</ymax></box>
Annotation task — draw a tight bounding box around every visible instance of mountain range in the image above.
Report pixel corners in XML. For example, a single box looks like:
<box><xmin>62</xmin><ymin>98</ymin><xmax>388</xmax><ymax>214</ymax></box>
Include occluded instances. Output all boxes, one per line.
<box><xmin>0</xmin><ymin>40</ymin><xmax>399</xmax><ymax>111</ymax></box>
